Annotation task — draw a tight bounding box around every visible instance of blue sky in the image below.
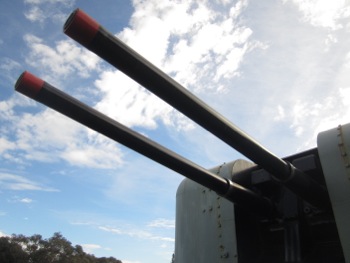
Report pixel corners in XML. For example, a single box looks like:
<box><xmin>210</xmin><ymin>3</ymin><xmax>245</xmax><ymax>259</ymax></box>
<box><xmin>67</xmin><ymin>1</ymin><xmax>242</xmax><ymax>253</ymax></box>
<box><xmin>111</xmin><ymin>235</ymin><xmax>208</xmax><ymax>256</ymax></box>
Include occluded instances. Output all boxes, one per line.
<box><xmin>1</xmin><ymin>0</ymin><xmax>350</xmax><ymax>263</ymax></box>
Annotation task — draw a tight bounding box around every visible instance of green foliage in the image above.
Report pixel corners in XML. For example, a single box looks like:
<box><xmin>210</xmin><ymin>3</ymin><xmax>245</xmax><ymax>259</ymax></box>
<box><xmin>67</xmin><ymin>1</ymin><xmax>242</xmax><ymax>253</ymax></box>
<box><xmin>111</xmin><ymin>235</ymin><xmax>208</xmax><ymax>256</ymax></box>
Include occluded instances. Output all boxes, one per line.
<box><xmin>0</xmin><ymin>232</ymin><xmax>122</xmax><ymax>263</ymax></box>
<box><xmin>0</xmin><ymin>237</ymin><xmax>28</xmax><ymax>263</ymax></box>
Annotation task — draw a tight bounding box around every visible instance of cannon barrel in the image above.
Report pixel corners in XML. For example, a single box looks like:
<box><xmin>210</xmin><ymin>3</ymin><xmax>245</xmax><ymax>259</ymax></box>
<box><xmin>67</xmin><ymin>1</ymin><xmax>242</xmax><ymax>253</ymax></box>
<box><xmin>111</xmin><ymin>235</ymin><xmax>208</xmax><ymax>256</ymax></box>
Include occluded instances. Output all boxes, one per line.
<box><xmin>63</xmin><ymin>9</ymin><xmax>329</xmax><ymax>209</ymax></box>
<box><xmin>15</xmin><ymin>71</ymin><xmax>273</xmax><ymax>217</ymax></box>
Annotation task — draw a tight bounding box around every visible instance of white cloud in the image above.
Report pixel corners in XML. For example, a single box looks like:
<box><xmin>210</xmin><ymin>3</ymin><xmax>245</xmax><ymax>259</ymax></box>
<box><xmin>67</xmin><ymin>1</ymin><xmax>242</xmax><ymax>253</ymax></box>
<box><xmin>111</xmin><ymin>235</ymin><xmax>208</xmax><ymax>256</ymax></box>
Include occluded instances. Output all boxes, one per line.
<box><xmin>15</xmin><ymin>110</ymin><xmax>80</xmax><ymax>153</ymax></box>
<box><xmin>14</xmin><ymin>0</ymin><xmax>262</xmax><ymax>170</ymax></box>
<box><xmin>94</xmin><ymin>70</ymin><xmax>173</xmax><ymax>130</ymax></box>
<box><xmin>285</xmin><ymin>85</ymin><xmax>350</xmax><ymax>149</ymax></box>
<box><xmin>81</xmin><ymin>244</ymin><xmax>102</xmax><ymax>254</ymax></box>
<box><xmin>0</xmin><ymin>137</ymin><xmax>16</xmax><ymax>155</ymax></box>
<box><xmin>94</xmin><ymin>0</ymin><xmax>258</xmax><ymax>134</ymax></box>
<box><xmin>324</xmin><ymin>34</ymin><xmax>339</xmax><ymax>51</ymax></box>
<box><xmin>0</xmin><ymin>95</ymin><xmax>34</xmax><ymax>121</ymax></box>
<box><xmin>24</xmin><ymin>6</ymin><xmax>45</xmax><ymax>23</ymax></box>
<box><xmin>17</xmin><ymin>109</ymin><xmax>123</xmax><ymax>168</ymax></box>
<box><xmin>12</xmin><ymin>0</ymin><xmax>350</xmax><ymax>170</ymax></box>
<box><xmin>24</xmin><ymin>34</ymin><xmax>100</xmax><ymax>79</ymax></box>
<box><xmin>0</xmin><ymin>58</ymin><xmax>22</xmax><ymax>83</ymax></box>
<box><xmin>98</xmin><ymin>224</ymin><xmax>174</xmax><ymax>242</ymax></box>
<box><xmin>340</xmin><ymin>86</ymin><xmax>350</xmax><ymax>106</ymax></box>
<box><xmin>159</xmin><ymin>0</ymin><xmax>255</xmax><ymax>90</ymax></box>
<box><xmin>119</xmin><ymin>16</ymin><xmax>170</xmax><ymax>69</ymax></box>
<box><xmin>0</xmin><ymin>58</ymin><xmax>21</xmax><ymax>72</ymax></box>
<box><xmin>0</xmin><ymin>172</ymin><xmax>58</xmax><ymax>192</ymax></box>
<box><xmin>24</xmin><ymin>0</ymin><xmax>75</xmax><ymax>24</ymax></box>
<box><xmin>98</xmin><ymin>226</ymin><xmax>122</xmax><ymax>234</ymax></box>
<box><xmin>147</xmin><ymin>218</ymin><xmax>175</xmax><ymax>228</ymax></box>
<box><xmin>286</xmin><ymin>0</ymin><xmax>350</xmax><ymax>30</ymax></box>
<box><xmin>61</xmin><ymin>142</ymin><xmax>123</xmax><ymax>169</ymax></box>
<box><xmin>20</xmin><ymin>197</ymin><xmax>33</xmax><ymax>203</ymax></box>
<box><xmin>274</xmin><ymin>105</ymin><xmax>286</xmax><ymax>121</ymax></box>
<box><xmin>7</xmin><ymin>196</ymin><xmax>34</xmax><ymax>203</ymax></box>
<box><xmin>0</xmin><ymin>231</ymin><xmax>9</xmax><ymax>237</ymax></box>
<box><xmin>0</xmin><ymin>95</ymin><xmax>124</xmax><ymax>169</ymax></box>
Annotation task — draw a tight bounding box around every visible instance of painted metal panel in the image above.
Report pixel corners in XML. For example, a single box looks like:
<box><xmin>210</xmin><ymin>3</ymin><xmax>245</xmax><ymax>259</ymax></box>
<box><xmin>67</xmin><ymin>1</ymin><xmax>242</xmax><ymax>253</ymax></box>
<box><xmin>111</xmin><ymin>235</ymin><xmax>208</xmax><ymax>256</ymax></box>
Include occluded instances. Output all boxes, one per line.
<box><xmin>318</xmin><ymin>124</ymin><xmax>350</xmax><ymax>263</ymax></box>
<box><xmin>174</xmin><ymin>160</ymin><xmax>255</xmax><ymax>263</ymax></box>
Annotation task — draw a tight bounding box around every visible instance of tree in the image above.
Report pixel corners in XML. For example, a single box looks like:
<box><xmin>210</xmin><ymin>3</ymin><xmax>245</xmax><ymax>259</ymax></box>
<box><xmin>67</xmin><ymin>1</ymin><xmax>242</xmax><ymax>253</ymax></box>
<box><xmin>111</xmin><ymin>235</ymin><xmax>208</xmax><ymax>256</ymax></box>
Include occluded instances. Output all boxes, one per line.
<box><xmin>0</xmin><ymin>233</ymin><xmax>122</xmax><ymax>263</ymax></box>
<box><xmin>0</xmin><ymin>237</ymin><xmax>28</xmax><ymax>263</ymax></box>
<box><xmin>96</xmin><ymin>257</ymin><xmax>122</xmax><ymax>263</ymax></box>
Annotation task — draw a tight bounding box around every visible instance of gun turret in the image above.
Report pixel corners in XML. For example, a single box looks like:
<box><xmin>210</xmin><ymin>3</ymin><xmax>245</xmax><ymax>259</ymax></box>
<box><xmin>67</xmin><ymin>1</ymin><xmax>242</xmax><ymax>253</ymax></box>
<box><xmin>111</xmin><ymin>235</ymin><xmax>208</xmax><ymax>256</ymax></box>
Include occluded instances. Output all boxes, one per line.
<box><xmin>63</xmin><ymin>9</ymin><xmax>328</xmax><ymax>209</ymax></box>
<box><xmin>14</xmin><ymin>8</ymin><xmax>349</xmax><ymax>263</ymax></box>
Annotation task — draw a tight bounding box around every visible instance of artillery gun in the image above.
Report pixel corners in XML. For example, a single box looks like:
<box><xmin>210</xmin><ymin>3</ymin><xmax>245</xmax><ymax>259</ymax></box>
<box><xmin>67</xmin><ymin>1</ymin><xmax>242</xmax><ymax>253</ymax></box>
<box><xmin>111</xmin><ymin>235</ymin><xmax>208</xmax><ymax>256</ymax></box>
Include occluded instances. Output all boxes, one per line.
<box><xmin>15</xmin><ymin>9</ymin><xmax>349</xmax><ymax>263</ymax></box>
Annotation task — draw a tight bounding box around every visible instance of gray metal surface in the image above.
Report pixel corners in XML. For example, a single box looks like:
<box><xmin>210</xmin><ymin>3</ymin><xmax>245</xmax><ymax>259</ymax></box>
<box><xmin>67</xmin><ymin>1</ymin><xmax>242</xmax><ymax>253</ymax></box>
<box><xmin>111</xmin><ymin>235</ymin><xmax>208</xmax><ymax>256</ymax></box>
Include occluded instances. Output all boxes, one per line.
<box><xmin>174</xmin><ymin>160</ymin><xmax>255</xmax><ymax>263</ymax></box>
<box><xmin>318</xmin><ymin>124</ymin><xmax>350</xmax><ymax>263</ymax></box>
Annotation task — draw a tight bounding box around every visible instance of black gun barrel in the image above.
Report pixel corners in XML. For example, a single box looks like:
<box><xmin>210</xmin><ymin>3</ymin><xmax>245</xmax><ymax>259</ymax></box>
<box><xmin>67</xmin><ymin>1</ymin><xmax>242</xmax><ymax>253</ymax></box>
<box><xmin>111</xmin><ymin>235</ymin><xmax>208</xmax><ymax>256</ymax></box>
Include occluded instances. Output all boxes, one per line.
<box><xmin>63</xmin><ymin>9</ymin><xmax>329</xmax><ymax>209</ymax></box>
<box><xmin>15</xmin><ymin>71</ymin><xmax>273</xmax><ymax>217</ymax></box>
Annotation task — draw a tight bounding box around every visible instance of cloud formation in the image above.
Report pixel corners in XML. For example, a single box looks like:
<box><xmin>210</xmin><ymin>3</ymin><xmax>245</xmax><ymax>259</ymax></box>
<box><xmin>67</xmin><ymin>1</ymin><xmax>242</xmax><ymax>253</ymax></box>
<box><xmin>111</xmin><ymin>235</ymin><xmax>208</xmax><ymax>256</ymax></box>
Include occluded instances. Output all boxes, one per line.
<box><xmin>81</xmin><ymin>243</ymin><xmax>102</xmax><ymax>254</ymax></box>
<box><xmin>287</xmin><ymin>0</ymin><xmax>350</xmax><ymax>30</ymax></box>
<box><xmin>0</xmin><ymin>96</ymin><xmax>123</xmax><ymax>169</ymax></box>
<box><xmin>94</xmin><ymin>0</ymin><xmax>259</xmax><ymax>134</ymax></box>
<box><xmin>24</xmin><ymin>0</ymin><xmax>75</xmax><ymax>24</ymax></box>
<box><xmin>98</xmin><ymin>225</ymin><xmax>174</xmax><ymax>242</ymax></box>
<box><xmin>147</xmin><ymin>218</ymin><xmax>175</xmax><ymax>228</ymax></box>
<box><xmin>24</xmin><ymin>34</ymin><xmax>100</xmax><ymax>79</ymax></box>
<box><xmin>0</xmin><ymin>172</ymin><xmax>58</xmax><ymax>191</ymax></box>
<box><xmin>4</xmin><ymin>0</ymin><xmax>348</xmax><ymax>178</ymax></box>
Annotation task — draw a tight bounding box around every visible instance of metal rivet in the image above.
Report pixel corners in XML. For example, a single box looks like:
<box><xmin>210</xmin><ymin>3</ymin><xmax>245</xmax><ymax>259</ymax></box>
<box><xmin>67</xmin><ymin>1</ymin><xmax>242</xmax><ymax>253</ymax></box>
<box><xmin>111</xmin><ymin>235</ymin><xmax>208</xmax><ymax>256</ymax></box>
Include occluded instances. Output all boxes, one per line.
<box><xmin>220</xmin><ymin>252</ymin><xmax>229</xmax><ymax>258</ymax></box>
